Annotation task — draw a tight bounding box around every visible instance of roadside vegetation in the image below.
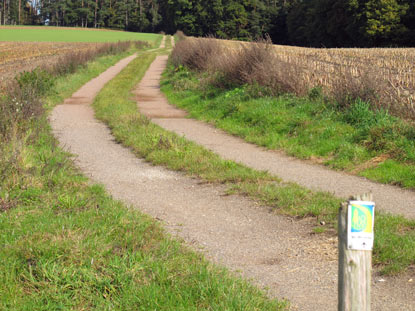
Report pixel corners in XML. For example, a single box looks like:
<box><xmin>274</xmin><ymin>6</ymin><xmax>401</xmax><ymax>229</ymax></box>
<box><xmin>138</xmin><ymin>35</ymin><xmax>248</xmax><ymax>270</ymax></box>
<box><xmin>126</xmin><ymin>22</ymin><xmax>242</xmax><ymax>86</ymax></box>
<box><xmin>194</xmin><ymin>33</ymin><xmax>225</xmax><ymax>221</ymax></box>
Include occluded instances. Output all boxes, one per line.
<box><xmin>92</xmin><ymin>49</ymin><xmax>415</xmax><ymax>275</ymax></box>
<box><xmin>164</xmin><ymin>37</ymin><xmax>415</xmax><ymax>190</ymax></box>
<box><xmin>0</xmin><ymin>41</ymin><xmax>286</xmax><ymax>309</ymax></box>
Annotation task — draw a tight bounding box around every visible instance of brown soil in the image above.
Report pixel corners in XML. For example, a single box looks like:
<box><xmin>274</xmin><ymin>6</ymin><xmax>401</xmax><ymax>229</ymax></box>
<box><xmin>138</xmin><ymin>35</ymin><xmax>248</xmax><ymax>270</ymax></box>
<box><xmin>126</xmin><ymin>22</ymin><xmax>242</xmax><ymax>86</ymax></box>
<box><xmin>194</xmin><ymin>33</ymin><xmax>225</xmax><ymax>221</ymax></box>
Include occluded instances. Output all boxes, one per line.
<box><xmin>50</xmin><ymin>53</ymin><xmax>415</xmax><ymax>310</ymax></box>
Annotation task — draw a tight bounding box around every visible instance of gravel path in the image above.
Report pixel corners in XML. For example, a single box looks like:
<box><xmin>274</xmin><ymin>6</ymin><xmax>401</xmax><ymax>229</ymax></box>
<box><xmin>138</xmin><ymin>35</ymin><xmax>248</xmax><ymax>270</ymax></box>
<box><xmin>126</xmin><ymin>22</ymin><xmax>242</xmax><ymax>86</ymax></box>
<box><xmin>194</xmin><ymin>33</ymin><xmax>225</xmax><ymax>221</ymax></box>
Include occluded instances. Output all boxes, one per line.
<box><xmin>50</xmin><ymin>54</ymin><xmax>415</xmax><ymax>310</ymax></box>
<box><xmin>160</xmin><ymin>35</ymin><xmax>166</xmax><ymax>48</ymax></box>
<box><xmin>136</xmin><ymin>55</ymin><xmax>415</xmax><ymax>220</ymax></box>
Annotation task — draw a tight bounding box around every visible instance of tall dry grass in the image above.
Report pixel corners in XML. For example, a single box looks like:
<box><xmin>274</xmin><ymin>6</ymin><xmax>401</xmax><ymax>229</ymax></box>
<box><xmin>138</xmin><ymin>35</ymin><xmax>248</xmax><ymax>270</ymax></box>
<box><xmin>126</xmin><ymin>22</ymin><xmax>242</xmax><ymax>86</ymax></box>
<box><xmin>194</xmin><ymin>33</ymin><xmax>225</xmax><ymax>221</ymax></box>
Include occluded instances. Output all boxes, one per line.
<box><xmin>171</xmin><ymin>36</ymin><xmax>222</xmax><ymax>71</ymax></box>
<box><xmin>175</xmin><ymin>30</ymin><xmax>186</xmax><ymax>42</ymax></box>
<box><xmin>51</xmin><ymin>41</ymin><xmax>138</xmax><ymax>75</ymax></box>
<box><xmin>172</xmin><ymin>37</ymin><xmax>415</xmax><ymax>120</ymax></box>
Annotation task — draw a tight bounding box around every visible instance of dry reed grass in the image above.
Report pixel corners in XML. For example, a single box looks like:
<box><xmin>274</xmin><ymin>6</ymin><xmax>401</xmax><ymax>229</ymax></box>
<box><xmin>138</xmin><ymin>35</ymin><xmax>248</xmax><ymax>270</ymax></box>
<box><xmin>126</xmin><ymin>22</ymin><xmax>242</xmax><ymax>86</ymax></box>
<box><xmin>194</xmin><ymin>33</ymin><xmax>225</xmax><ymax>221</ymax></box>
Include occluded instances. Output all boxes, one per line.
<box><xmin>215</xmin><ymin>38</ymin><xmax>306</xmax><ymax>94</ymax></box>
<box><xmin>175</xmin><ymin>31</ymin><xmax>186</xmax><ymax>41</ymax></box>
<box><xmin>50</xmin><ymin>41</ymin><xmax>134</xmax><ymax>75</ymax></box>
<box><xmin>171</xmin><ymin>36</ymin><xmax>222</xmax><ymax>71</ymax></box>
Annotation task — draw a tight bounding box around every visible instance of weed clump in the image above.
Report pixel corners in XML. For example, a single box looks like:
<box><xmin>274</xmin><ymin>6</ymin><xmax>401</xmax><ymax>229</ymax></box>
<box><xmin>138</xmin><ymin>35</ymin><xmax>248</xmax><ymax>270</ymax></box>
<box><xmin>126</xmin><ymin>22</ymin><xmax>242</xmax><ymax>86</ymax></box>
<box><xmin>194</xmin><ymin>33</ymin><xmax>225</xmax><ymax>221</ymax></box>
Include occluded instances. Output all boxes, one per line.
<box><xmin>331</xmin><ymin>71</ymin><xmax>381</xmax><ymax>110</ymax></box>
<box><xmin>171</xmin><ymin>36</ymin><xmax>222</xmax><ymax>71</ymax></box>
<box><xmin>0</xmin><ymin>197</ymin><xmax>15</xmax><ymax>212</ymax></box>
<box><xmin>0</xmin><ymin>82</ymin><xmax>45</xmax><ymax>141</ymax></box>
<box><xmin>175</xmin><ymin>30</ymin><xmax>186</xmax><ymax>41</ymax></box>
<box><xmin>171</xmin><ymin>37</ymin><xmax>308</xmax><ymax>96</ymax></box>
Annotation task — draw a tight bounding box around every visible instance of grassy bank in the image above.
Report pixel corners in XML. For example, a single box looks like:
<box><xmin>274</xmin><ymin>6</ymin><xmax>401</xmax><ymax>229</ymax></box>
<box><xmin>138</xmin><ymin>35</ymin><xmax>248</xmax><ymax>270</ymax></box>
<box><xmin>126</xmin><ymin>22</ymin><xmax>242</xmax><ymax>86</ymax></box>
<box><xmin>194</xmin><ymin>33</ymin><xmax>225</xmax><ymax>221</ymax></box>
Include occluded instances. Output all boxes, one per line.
<box><xmin>92</xmin><ymin>52</ymin><xmax>415</xmax><ymax>274</ymax></box>
<box><xmin>0</xmin><ymin>51</ymin><xmax>286</xmax><ymax>309</ymax></box>
<box><xmin>161</xmin><ymin>65</ymin><xmax>415</xmax><ymax>190</ymax></box>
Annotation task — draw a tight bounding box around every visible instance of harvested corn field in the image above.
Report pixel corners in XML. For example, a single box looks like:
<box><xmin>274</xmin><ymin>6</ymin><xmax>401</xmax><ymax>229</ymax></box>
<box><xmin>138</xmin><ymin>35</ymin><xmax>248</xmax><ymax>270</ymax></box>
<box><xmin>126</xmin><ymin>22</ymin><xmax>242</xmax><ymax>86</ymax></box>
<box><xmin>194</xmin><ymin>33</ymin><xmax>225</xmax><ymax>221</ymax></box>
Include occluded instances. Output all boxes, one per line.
<box><xmin>270</xmin><ymin>45</ymin><xmax>415</xmax><ymax>115</ymax></box>
<box><xmin>0</xmin><ymin>41</ymin><xmax>102</xmax><ymax>80</ymax></box>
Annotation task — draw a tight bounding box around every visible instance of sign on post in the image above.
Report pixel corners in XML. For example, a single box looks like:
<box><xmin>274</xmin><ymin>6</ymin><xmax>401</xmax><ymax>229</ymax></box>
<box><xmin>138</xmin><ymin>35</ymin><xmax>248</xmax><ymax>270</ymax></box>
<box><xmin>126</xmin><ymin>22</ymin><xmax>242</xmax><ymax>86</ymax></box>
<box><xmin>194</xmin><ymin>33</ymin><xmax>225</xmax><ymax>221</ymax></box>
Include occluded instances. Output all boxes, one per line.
<box><xmin>347</xmin><ymin>201</ymin><xmax>375</xmax><ymax>251</ymax></box>
<box><xmin>338</xmin><ymin>193</ymin><xmax>374</xmax><ymax>311</ymax></box>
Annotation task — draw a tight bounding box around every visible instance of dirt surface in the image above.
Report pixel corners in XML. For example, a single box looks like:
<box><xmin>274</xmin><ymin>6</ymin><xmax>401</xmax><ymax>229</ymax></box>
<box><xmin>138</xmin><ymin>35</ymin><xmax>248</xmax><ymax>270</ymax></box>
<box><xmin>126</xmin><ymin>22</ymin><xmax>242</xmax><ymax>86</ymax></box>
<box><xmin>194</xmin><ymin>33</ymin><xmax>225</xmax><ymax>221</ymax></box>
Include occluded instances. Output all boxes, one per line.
<box><xmin>159</xmin><ymin>35</ymin><xmax>166</xmax><ymax>48</ymax></box>
<box><xmin>136</xmin><ymin>55</ymin><xmax>415</xmax><ymax>220</ymax></box>
<box><xmin>50</xmin><ymin>54</ymin><xmax>415</xmax><ymax>310</ymax></box>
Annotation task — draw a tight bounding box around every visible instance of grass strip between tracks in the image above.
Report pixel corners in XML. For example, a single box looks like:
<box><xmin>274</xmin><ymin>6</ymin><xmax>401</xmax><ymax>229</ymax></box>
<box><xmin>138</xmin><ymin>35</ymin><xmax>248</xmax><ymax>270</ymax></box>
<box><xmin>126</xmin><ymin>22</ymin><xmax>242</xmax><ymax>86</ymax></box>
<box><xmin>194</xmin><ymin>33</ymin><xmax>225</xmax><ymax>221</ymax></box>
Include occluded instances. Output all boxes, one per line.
<box><xmin>0</xmin><ymin>51</ymin><xmax>286</xmax><ymax>310</ymax></box>
<box><xmin>93</xmin><ymin>52</ymin><xmax>415</xmax><ymax>276</ymax></box>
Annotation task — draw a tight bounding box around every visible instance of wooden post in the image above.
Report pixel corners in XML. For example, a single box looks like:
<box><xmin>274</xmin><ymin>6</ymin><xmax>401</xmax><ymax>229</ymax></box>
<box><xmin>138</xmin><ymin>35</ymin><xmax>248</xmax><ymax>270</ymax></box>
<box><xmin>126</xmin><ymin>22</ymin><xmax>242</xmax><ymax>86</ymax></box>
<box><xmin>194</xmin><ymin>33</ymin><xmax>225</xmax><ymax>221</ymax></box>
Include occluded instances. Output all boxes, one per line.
<box><xmin>338</xmin><ymin>193</ymin><xmax>373</xmax><ymax>311</ymax></box>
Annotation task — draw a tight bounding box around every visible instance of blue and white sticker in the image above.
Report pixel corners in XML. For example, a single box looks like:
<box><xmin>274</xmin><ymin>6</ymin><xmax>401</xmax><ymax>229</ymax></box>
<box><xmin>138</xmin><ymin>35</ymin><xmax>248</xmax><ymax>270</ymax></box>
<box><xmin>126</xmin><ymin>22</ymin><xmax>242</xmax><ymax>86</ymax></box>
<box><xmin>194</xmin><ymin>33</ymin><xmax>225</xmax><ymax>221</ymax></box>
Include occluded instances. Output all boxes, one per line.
<box><xmin>347</xmin><ymin>201</ymin><xmax>375</xmax><ymax>250</ymax></box>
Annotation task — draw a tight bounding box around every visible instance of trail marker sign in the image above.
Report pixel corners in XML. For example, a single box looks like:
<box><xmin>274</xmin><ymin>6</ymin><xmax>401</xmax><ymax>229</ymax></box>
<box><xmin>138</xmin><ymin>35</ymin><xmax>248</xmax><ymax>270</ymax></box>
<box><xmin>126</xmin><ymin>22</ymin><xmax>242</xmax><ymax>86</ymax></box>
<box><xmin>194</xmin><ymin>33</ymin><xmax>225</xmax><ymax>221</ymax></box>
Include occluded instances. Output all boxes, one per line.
<box><xmin>347</xmin><ymin>201</ymin><xmax>375</xmax><ymax>251</ymax></box>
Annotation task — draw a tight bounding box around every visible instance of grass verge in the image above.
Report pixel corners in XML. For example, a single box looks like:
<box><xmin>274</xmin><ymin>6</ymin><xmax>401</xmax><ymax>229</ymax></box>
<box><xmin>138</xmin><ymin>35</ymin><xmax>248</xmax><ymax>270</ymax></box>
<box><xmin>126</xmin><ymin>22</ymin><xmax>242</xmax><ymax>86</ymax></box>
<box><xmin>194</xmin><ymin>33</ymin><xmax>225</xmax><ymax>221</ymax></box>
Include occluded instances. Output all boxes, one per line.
<box><xmin>0</xmin><ymin>52</ymin><xmax>287</xmax><ymax>309</ymax></box>
<box><xmin>0</xmin><ymin>26</ymin><xmax>162</xmax><ymax>44</ymax></box>
<box><xmin>93</xmin><ymin>52</ymin><xmax>415</xmax><ymax>275</ymax></box>
<box><xmin>161</xmin><ymin>65</ymin><xmax>415</xmax><ymax>190</ymax></box>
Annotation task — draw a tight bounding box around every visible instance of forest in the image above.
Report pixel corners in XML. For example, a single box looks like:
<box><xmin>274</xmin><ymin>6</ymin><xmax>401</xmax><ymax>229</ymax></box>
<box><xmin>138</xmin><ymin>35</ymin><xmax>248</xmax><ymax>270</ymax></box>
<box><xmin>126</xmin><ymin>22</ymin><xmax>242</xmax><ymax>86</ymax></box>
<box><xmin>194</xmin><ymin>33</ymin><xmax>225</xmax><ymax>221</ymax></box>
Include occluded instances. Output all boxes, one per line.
<box><xmin>1</xmin><ymin>0</ymin><xmax>414</xmax><ymax>47</ymax></box>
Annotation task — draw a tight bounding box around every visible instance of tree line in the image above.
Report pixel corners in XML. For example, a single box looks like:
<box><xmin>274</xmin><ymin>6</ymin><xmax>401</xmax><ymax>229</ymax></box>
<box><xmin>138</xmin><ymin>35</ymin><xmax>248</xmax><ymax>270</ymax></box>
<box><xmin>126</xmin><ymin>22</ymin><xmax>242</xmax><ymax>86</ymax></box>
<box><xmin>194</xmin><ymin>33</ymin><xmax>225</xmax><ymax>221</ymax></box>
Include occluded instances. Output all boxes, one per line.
<box><xmin>1</xmin><ymin>0</ymin><xmax>414</xmax><ymax>47</ymax></box>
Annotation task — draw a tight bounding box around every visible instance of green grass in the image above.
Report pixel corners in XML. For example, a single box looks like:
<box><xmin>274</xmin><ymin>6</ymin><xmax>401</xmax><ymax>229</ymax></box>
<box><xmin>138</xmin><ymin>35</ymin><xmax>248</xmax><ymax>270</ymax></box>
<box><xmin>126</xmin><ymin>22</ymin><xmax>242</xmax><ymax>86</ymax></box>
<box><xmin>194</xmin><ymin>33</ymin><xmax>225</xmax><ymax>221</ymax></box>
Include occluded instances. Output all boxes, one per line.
<box><xmin>360</xmin><ymin>160</ymin><xmax>415</xmax><ymax>188</ymax></box>
<box><xmin>0</xmin><ymin>25</ymin><xmax>161</xmax><ymax>44</ymax></box>
<box><xmin>92</xmin><ymin>50</ymin><xmax>415</xmax><ymax>275</ymax></box>
<box><xmin>0</xmin><ymin>132</ymin><xmax>285</xmax><ymax>310</ymax></box>
<box><xmin>161</xmin><ymin>67</ymin><xmax>415</xmax><ymax>189</ymax></box>
<box><xmin>0</xmin><ymin>51</ymin><xmax>287</xmax><ymax>310</ymax></box>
